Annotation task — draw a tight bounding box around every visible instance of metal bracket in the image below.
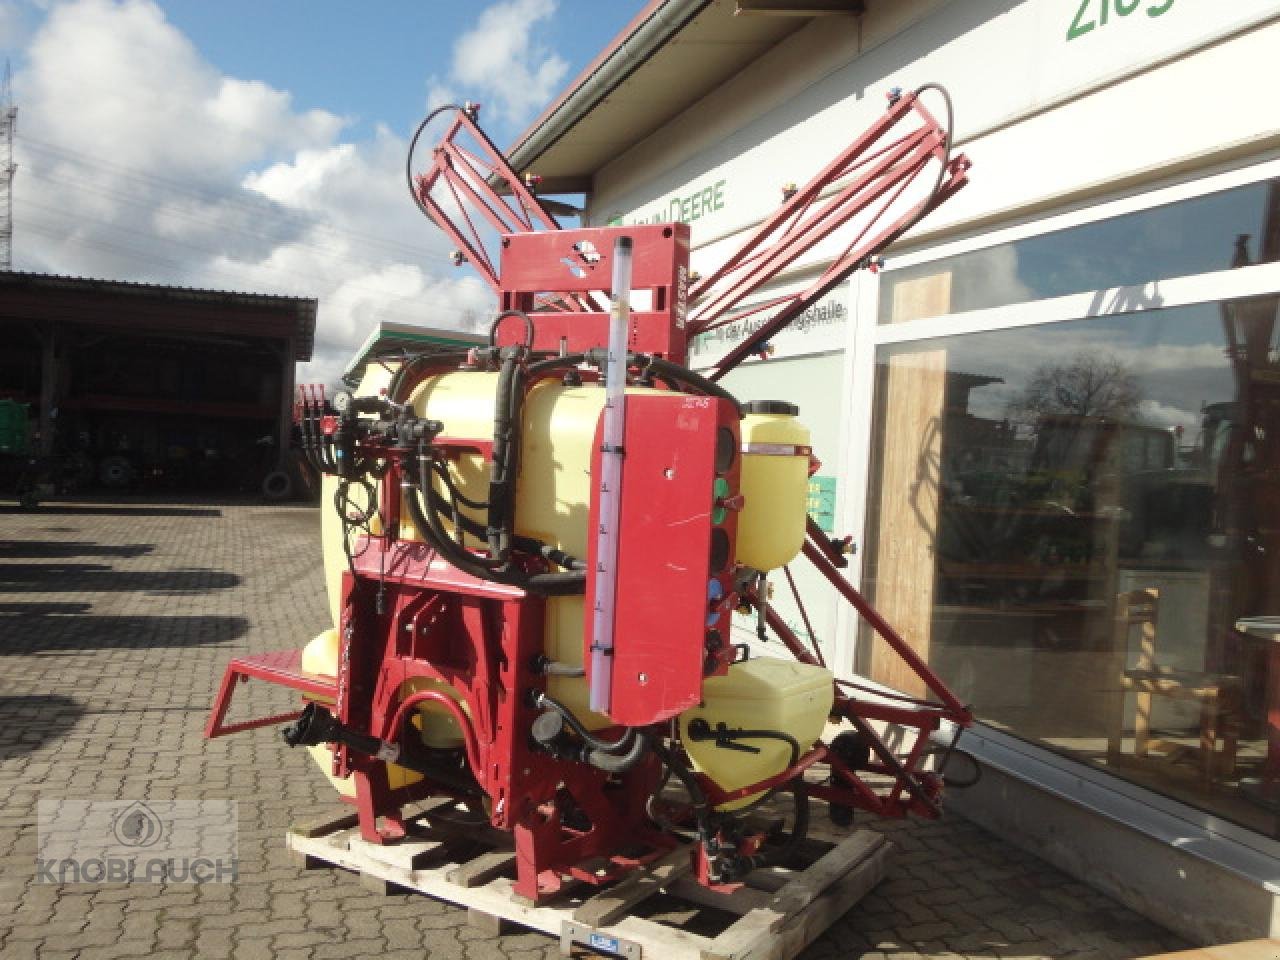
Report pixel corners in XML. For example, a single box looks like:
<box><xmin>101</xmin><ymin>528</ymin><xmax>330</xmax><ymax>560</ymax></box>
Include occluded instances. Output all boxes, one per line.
<box><xmin>560</xmin><ymin>921</ymin><xmax>642</xmax><ymax>960</ymax></box>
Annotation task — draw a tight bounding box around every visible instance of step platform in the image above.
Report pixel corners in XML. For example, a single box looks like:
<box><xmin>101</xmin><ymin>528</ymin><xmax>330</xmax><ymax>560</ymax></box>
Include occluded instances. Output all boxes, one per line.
<box><xmin>287</xmin><ymin>801</ymin><xmax>892</xmax><ymax>960</ymax></box>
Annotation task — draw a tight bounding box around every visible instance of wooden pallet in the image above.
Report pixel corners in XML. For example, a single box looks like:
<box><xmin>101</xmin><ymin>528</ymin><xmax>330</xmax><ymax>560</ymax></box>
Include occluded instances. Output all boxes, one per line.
<box><xmin>287</xmin><ymin>803</ymin><xmax>892</xmax><ymax>960</ymax></box>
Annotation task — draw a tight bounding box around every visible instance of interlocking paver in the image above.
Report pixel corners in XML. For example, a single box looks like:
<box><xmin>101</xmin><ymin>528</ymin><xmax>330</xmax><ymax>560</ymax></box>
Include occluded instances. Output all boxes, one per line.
<box><xmin>0</xmin><ymin>497</ymin><xmax>1191</xmax><ymax>959</ymax></box>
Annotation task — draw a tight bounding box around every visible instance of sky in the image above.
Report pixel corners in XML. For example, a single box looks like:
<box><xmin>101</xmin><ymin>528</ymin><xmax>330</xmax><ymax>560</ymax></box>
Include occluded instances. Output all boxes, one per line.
<box><xmin>0</xmin><ymin>0</ymin><xmax>639</xmax><ymax>383</ymax></box>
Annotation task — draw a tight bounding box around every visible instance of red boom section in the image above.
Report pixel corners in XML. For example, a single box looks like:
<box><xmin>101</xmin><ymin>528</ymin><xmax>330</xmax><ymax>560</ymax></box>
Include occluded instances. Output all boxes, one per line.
<box><xmin>408</xmin><ymin>90</ymin><xmax>969</xmax><ymax>362</ymax></box>
<box><xmin>688</xmin><ymin>87</ymin><xmax>970</xmax><ymax>380</ymax></box>
<box><xmin>410</xmin><ymin>104</ymin><xmax>564</xmax><ymax>298</ymax></box>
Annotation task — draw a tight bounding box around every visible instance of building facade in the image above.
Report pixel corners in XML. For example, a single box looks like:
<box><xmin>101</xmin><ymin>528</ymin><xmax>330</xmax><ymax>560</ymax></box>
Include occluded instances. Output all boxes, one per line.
<box><xmin>509</xmin><ymin>0</ymin><xmax>1280</xmax><ymax>943</ymax></box>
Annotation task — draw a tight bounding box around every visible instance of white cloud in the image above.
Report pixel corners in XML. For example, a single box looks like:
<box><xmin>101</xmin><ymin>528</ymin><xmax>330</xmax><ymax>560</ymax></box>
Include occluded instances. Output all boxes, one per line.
<box><xmin>1139</xmin><ymin>398</ymin><xmax>1201</xmax><ymax>432</ymax></box>
<box><xmin>425</xmin><ymin>80</ymin><xmax>458</xmax><ymax>114</ymax></box>
<box><xmin>435</xmin><ymin>0</ymin><xmax>568</xmax><ymax>127</ymax></box>
<box><xmin>11</xmin><ymin>0</ymin><xmax>494</xmax><ymax>385</ymax></box>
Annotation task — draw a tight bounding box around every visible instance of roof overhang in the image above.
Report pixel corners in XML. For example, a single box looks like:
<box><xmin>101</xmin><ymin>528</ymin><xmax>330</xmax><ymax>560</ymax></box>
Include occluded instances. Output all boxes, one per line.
<box><xmin>0</xmin><ymin>271</ymin><xmax>319</xmax><ymax>361</ymax></box>
<box><xmin>506</xmin><ymin>0</ymin><xmax>867</xmax><ymax>193</ymax></box>
<box><xmin>342</xmin><ymin>320</ymin><xmax>485</xmax><ymax>387</ymax></box>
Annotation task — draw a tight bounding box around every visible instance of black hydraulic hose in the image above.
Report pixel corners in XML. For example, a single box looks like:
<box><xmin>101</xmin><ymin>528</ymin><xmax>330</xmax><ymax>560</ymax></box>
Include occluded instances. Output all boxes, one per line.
<box><xmin>516</xmin><ymin>569</ymin><xmax>586</xmax><ymax>596</ymax></box>
<box><xmin>914</xmin><ymin>82</ymin><xmax>954</xmax><ymax>215</ymax></box>
<box><xmin>790</xmin><ymin>780</ymin><xmax>810</xmax><ymax>842</ymax></box>
<box><xmin>432</xmin><ymin>458</ymin><xmax>489</xmax><ymax>511</ymax></box>
<box><xmin>688</xmin><ymin>723</ymin><xmax>801</xmax><ymax>772</ymax></box>
<box><xmin>584</xmin><ymin>732</ymin><xmax>651</xmax><ymax>773</ymax></box>
<box><xmin>407</xmin><ymin>104</ymin><xmax>474</xmax><ymax>219</ymax></box>
<box><xmin>409</xmin><ymin>458</ymin><xmax>503</xmax><ymax>580</ymax></box>
<box><xmin>416</xmin><ymin>482</ymin><xmax>581</xmax><ymax>573</ymax></box>
<box><xmin>302</xmin><ymin>406</ymin><xmax>334</xmax><ymax>474</ymax></box>
<box><xmin>656</xmin><ymin>745</ymin><xmax>706</xmax><ymax>809</ymax></box>
<box><xmin>424</xmin><ymin>463</ymin><xmax>500</xmax><ymax>571</ymax></box>
<box><xmin>735</xmin><ymin>781</ymin><xmax>810</xmax><ymax>876</ymax></box>
<box><xmin>531</xmin><ymin>351</ymin><xmax>739</xmax><ymax>416</ymax></box>
<box><xmin>642</xmin><ymin>356</ymin><xmax>742</xmax><ymax>415</ymax></box>
<box><xmin>403</xmin><ymin>356</ymin><xmax>517</xmax><ymax>574</ymax></box>
<box><xmin>846</xmin><ymin>713</ymin><xmax>942</xmax><ymax>817</ymax></box>
<box><xmin>488</xmin><ymin>310</ymin><xmax>535</xmax><ymax>350</ymax></box>
<box><xmin>685</xmin><ymin>722</ymin><xmax>802</xmax><ymax>817</ymax></box>
<box><xmin>396</xmin><ymin>756</ymin><xmax>484</xmax><ymax>797</ymax></box>
<box><xmin>859</xmin><ymin>84</ymin><xmax>956</xmax><ymax>259</ymax></box>
<box><xmin>532</xmin><ymin>692</ymin><xmax>636</xmax><ymax>754</ymax></box>
<box><xmin>485</xmin><ymin>349</ymin><xmax>524</xmax><ymax>567</ymax></box>
<box><xmin>386</xmin><ymin>351</ymin><xmax>472</xmax><ymax>406</ymax></box>
<box><xmin>407</xmin><ymin>459</ymin><xmax>585</xmax><ymax>595</ymax></box>
<box><xmin>537</xmin><ymin>544</ymin><xmax>587</xmax><ymax>571</ymax></box>
<box><xmin>526</xmin><ymin>353</ymin><xmax>587</xmax><ymax>378</ymax></box>
<box><xmin>652</xmin><ymin>741</ymin><xmax>712</xmax><ymax>839</ymax></box>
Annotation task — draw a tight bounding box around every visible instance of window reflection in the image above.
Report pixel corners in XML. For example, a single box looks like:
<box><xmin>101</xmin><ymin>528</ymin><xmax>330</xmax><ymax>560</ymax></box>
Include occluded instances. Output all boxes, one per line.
<box><xmin>880</xmin><ymin>178</ymin><xmax>1280</xmax><ymax>324</ymax></box>
<box><xmin>861</xmin><ymin>296</ymin><xmax>1280</xmax><ymax>835</ymax></box>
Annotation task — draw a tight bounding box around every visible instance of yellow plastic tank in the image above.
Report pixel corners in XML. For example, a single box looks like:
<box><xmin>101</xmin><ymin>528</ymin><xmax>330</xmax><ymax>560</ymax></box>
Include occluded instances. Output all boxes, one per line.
<box><xmin>679</xmin><ymin>656</ymin><xmax>833</xmax><ymax>810</ymax></box>
<box><xmin>735</xmin><ymin>401</ymin><xmax>811</xmax><ymax>571</ymax></box>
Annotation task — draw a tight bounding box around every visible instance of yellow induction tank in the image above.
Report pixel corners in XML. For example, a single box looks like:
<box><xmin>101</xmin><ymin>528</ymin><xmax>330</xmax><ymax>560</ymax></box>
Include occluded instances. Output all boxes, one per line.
<box><xmin>735</xmin><ymin>401</ymin><xmax>811</xmax><ymax>572</ymax></box>
<box><xmin>679</xmin><ymin>656</ymin><xmax>834</xmax><ymax>811</ymax></box>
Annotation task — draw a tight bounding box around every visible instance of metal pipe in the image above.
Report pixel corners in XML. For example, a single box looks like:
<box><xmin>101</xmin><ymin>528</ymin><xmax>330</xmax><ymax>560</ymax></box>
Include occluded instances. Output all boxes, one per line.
<box><xmin>588</xmin><ymin>236</ymin><xmax>632</xmax><ymax>715</ymax></box>
<box><xmin>801</xmin><ymin>535</ymin><xmax>971</xmax><ymax>720</ymax></box>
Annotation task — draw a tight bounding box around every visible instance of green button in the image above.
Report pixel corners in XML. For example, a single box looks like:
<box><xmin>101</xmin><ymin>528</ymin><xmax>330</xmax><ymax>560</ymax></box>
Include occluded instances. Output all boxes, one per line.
<box><xmin>712</xmin><ymin>476</ymin><xmax>731</xmax><ymax>525</ymax></box>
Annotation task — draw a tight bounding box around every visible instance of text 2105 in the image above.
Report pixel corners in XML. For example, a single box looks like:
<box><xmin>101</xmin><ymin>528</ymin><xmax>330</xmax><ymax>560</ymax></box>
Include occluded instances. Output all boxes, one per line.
<box><xmin>1068</xmin><ymin>0</ymin><xmax>1175</xmax><ymax>42</ymax></box>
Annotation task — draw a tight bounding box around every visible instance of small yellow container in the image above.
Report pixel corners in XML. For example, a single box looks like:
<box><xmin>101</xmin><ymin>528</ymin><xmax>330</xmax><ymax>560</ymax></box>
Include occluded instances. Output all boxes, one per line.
<box><xmin>679</xmin><ymin>656</ymin><xmax>834</xmax><ymax>810</ymax></box>
<box><xmin>736</xmin><ymin>401</ymin><xmax>811</xmax><ymax>571</ymax></box>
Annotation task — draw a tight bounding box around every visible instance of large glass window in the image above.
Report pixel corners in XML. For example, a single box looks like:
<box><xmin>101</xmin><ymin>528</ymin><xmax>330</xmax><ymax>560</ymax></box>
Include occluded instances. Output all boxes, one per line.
<box><xmin>880</xmin><ymin>177</ymin><xmax>1280</xmax><ymax>324</ymax></box>
<box><xmin>860</xmin><ymin>162</ymin><xmax>1280</xmax><ymax>836</ymax></box>
<box><xmin>861</xmin><ymin>294</ymin><xmax>1280</xmax><ymax>834</ymax></box>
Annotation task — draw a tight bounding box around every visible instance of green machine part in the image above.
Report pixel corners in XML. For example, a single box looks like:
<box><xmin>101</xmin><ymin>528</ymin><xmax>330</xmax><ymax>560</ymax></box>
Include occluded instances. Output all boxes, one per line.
<box><xmin>0</xmin><ymin>400</ymin><xmax>31</xmax><ymax>456</ymax></box>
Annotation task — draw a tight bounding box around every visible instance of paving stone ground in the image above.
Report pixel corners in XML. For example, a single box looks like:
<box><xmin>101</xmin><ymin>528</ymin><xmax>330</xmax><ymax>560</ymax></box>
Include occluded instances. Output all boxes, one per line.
<box><xmin>0</xmin><ymin>498</ymin><xmax>1190</xmax><ymax>960</ymax></box>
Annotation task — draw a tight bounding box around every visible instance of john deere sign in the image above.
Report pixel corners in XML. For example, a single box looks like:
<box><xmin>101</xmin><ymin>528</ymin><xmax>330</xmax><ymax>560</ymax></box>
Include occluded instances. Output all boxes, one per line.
<box><xmin>608</xmin><ymin>178</ymin><xmax>727</xmax><ymax>227</ymax></box>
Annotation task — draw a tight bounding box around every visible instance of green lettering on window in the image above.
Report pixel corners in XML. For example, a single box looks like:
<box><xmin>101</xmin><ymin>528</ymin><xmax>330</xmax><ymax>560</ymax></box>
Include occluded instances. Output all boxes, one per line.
<box><xmin>1067</xmin><ymin>0</ymin><xmax>1095</xmax><ymax>41</ymax></box>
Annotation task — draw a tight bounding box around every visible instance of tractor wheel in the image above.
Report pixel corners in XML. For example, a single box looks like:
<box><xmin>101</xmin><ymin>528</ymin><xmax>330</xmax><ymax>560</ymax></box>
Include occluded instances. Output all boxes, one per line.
<box><xmin>261</xmin><ymin>470</ymin><xmax>293</xmax><ymax>501</ymax></box>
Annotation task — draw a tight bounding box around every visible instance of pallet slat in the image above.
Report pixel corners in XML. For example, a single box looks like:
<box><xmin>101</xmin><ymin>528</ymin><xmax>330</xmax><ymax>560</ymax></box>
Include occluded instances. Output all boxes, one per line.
<box><xmin>705</xmin><ymin>834</ymin><xmax>892</xmax><ymax>960</ymax></box>
<box><xmin>573</xmin><ymin>847</ymin><xmax>693</xmax><ymax>927</ymax></box>
<box><xmin>286</xmin><ymin>815</ymin><xmax>891</xmax><ymax>960</ymax></box>
<box><xmin>448</xmin><ymin>850</ymin><xmax>518</xmax><ymax>888</ymax></box>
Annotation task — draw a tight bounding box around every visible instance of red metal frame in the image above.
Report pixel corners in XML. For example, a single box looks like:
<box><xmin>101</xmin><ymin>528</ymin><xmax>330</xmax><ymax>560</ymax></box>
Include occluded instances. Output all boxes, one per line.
<box><xmin>412</xmin><ymin>105</ymin><xmax>562</xmax><ymax>297</ymax></box>
<box><xmin>695</xmin><ymin>88</ymin><xmax>969</xmax><ymax>380</ymax></box>
<box><xmin>496</xmin><ymin>224</ymin><xmax>691</xmax><ymax>362</ymax></box>
<box><xmin>208</xmin><ymin>83</ymin><xmax>975</xmax><ymax>900</ymax></box>
<box><xmin>206</xmin><ymin>649</ymin><xmax>336</xmax><ymax>738</ymax></box>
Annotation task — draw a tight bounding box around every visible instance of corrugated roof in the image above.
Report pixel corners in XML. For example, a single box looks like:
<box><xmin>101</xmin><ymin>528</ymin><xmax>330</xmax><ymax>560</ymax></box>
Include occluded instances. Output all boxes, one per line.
<box><xmin>0</xmin><ymin>270</ymin><xmax>319</xmax><ymax>360</ymax></box>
